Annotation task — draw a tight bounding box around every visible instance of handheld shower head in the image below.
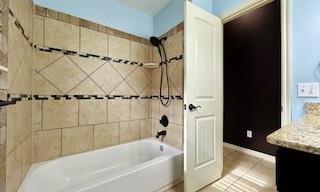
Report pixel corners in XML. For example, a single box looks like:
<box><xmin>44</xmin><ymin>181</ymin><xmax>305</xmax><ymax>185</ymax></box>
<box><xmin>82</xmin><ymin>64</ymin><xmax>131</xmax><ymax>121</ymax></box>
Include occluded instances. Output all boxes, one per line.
<box><xmin>149</xmin><ymin>36</ymin><xmax>170</xmax><ymax>107</ymax></box>
<box><xmin>149</xmin><ymin>36</ymin><xmax>161</xmax><ymax>47</ymax></box>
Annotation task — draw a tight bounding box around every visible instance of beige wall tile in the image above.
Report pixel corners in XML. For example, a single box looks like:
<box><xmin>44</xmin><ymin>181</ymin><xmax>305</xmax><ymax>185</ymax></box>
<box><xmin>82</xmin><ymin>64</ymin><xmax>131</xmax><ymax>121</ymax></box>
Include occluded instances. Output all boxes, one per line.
<box><xmin>21</xmin><ymin>135</ymin><xmax>32</xmax><ymax>179</ymax></box>
<box><xmin>90</xmin><ymin>62</ymin><xmax>123</xmax><ymax>94</ymax></box>
<box><xmin>140</xmin><ymin>119</ymin><xmax>152</xmax><ymax>139</ymax></box>
<box><xmin>173</xmin><ymin>100</ymin><xmax>183</xmax><ymax>125</ymax></box>
<box><xmin>130</xmin><ymin>99</ymin><xmax>148</xmax><ymax>120</ymax></box>
<box><xmin>153</xmin><ymin>47</ymin><xmax>161</xmax><ymax>63</ymax></box>
<box><xmin>108</xmin><ymin>99</ymin><xmax>129</xmax><ymax>122</ymax></box>
<box><xmin>43</xmin><ymin>100</ymin><xmax>78</xmax><ymax>129</ymax></box>
<box><xmin>69</xmin><ymin>56</ymin><xmax>104</xmax><ymax>75</ymax></box>
<box><xmin>34</xmin><ymin>15</ymin><xmax>44</xmax><ymax>46</ymax></box>
<box><xmin>171</xmin><ymin>62</ymin><xmax>183</xmax><ymax>95</ymax></box>
<box><xmin>112</xmin><ymin>61</ymin><xmax>137</xmax><ymax>78</ymax></box>
<box><xmin>166</xmin><ymin>124</ymin><xmax>183</xmax><ymax>150</ymax></box>
<box><xmin>79</xmin><ymin>99</ymin><xmax>107</xmax><ymax>125</ymax></box>
<box><xmin>131</xmin><ymin>41</ymin><xmax>148</xmax><ymax>63</ymax></box>
<box><xmin>44</xmin><ymin>18</ymin><xmax>79</xmax><ymax>51</ymax></box>
<box><xmin>165</xmin><ymin>30</ymin><xmax>183</xmax><ymax>59</ymax></box>
<box><xmin>68</xmin><ymin>78</ymin><xmax>105</xmax><ymax>95</ymax></box>
<box><xmin>109</xmin><ymin>36</ymin><xmax>130</xmax><ymax>60</ymax></box>
<box><xmin>80</xmin><ymin>27</ymin><xmax>108</xmax><ymax>56</ymax></box>
<box><xmin>40</xmin><ymin>56</ymin><xmax>87</xmax><ymax>93</ymax></box>
<box><xmin>7</xmin><ymin>101</ymin><xmax>32</xmax><ymax>154</ymax></box>
<box><xmin>9</xmin><ymin>0</ymin><xmax>33</xmax><ymax>40</ymax></box>
<box><xmin>151</xmin><ymin>99</ymin><xmax>160</xmax><ymax>119</ymax></box>
<box><xmin>33</xmin><ymin>129</ymin><xmax>61</xmax><ymax>162</ymax></box>
<box><xmin>148</xmin><ymin>46</ymin><xmax>153</xmax><ymax>63</ymax></box>
<box><xmin>62</xmin><ymin>126</ymin><xmax>93</xmax><ymax>155</ymax></box>
<box><xmin>126</xmin><ymin>68</ymin><xmax>150</xmax><ymax>94</ymax></box>
<box><xmin>32</xmin><ymin>100</ymin><xmax>42</xmax><ymax>131</ymax></box>
<box><xmin>8</xmin><ymin>46</ymin><xmax>33</xmax><ymax>94</ymax></box>
<box><xmin>110</xmin><ymin>80</ymin><xmax>136</xmax><ymax>96</ymax></box>
<box><xmin>119</xmin><ymin>121</ymin><xmax>139</xmax><ymax>144</ymax></box>
<box><xmin>8</xmin><ymin>18</ymin><xmax>33</xmax><ymax>94</ymax></box>
<box><xmin>6</xmin><ymin>146</ymin><xmax>22</xmax><ymax>192</ymax></box>
<box><xmin>33</xmin><ymin>73</ymin><xmax>63</xmax><ymax>95</ymax></box>
<box><xmin>0</xmin><ymin>161</ymin><xmax>5</xmax><ymax>192</ymax></box>
<box><xmin>33</xmin><ymin>50</ymin><xmax>63</xmax><ymax>72</ymax></box>
<box><xmin>94</xmin><ymin>123</ymin><xmax>118</xmax><ymax>149</ymax></box>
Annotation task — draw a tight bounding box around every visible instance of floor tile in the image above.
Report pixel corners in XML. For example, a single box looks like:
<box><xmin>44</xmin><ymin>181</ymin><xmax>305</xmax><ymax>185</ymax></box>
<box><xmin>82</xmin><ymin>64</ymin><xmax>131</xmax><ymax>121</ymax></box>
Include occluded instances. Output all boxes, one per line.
<box><xmin>168</xmin><ymin>151</ymin><xmax>276</xmax><ymax>192</ymax></box>
<box><xmin>223</xmin><ymin>146</ymin><xmax>236</xmax><ymax>157</ymax></box>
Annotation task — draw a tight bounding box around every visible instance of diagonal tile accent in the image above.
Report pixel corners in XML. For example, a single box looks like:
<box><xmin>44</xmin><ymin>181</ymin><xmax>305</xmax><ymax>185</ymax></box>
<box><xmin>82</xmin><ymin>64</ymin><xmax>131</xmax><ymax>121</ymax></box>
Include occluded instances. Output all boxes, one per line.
<box><xmin>40</xmin><ymin>56</ymin><xmax>87</xmax><ymax>93</ymax></box>
<box><xmin>69</xmin><ymin>56</ymin><xmax>105</xmax><ymax>75</ymax></box>
<box><xmin>90</xmin><ymin>62</ymin><xmax>123</xmax><ymax>94</ymax></box>
<box><xmin>126</xmin><ymin>68</ymin><xmax>151</xmax><ymax>95</ymax></box>
<box><xmin>33</xmin><ymin>50</ymin><xmax>63</xmax><ymax>72</ymax></box>
<box><xmin>110</xmin><ymin>80</ymin><xmax>136</xmax><ymax>96</ymax></box>
<box><xmin>69</xmin><ymin>78</ymin><xmax>105</xmax><ymax>95</ymax></box>
<box><xmin>8</xmin><ymin>18</ymin><xmax>29</xmax><ymax>89</ymax></box>
<box><xmin>9</xmin><ymin>64</ymin><xmax>28</xmax><ymax>94</ymax></box>
<box><xmin>111</xmin><ymin>61</ymin><xmax>137</xmax><ymax>79</ymax></box>
<box><xmin>33</xmin><ymin>73</ymin><xmax>63</xmax><ymax>95</ymax></box>
<box><xmin>170</xmin><ymin>63</ymin><xmax>183</xmax><ymax>95</ymax></box>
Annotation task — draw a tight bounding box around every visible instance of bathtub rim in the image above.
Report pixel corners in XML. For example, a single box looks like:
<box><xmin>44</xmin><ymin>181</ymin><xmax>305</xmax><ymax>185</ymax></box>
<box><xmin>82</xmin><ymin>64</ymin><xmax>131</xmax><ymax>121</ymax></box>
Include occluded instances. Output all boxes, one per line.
<box><xmin>20</xmin><ymin>138</ymin><xmax>184</xmax><ymax>192</ymax></box>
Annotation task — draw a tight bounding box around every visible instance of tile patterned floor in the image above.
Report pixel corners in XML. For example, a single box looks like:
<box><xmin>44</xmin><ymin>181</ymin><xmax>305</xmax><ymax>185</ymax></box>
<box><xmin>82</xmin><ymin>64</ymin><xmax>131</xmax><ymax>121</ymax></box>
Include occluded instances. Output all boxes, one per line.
<box><xmin>167</xmin><ymin>147</ymin><xmax>276</xmax><ymax>192</ymax></box>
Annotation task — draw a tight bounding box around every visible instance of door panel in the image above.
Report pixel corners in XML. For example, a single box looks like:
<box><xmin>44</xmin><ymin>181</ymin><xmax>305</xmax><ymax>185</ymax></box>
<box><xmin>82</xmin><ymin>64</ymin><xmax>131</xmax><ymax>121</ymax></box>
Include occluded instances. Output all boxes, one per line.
<box><xmin>195</xmin><ymin>116</ymin><xmax>215</xmax><ymax>167</ymax></box>
<box><xmin>184</xmin><ymin>1</ymin><xmax>223</xmax><ymax>192</ymax></box>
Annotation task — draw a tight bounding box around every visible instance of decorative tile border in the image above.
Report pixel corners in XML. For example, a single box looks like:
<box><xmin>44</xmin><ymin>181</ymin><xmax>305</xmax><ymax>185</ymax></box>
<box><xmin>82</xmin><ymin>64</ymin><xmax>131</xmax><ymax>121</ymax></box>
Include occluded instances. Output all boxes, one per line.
<box><xmin>6</xmin><ymin>94</ymin><xmax>183</xmax><ymax>103</ymax></box>
<box><xmin>35</xmin><ymin>45</ymin><xmax>184</xmax><ymax>68</ymax></box>
<box><xmin>10</xmin><ymin>8</ymin><xmax>184</xmax><ymax>69</ymax></box>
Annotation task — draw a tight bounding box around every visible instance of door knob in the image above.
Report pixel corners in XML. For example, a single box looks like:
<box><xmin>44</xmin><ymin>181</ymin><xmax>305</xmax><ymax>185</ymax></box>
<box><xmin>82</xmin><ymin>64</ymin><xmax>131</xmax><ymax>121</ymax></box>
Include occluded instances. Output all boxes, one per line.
<box><xmin>189</xmin><ymin>104</ymin><xmax>201</xmax><ymax>111</ymax></box>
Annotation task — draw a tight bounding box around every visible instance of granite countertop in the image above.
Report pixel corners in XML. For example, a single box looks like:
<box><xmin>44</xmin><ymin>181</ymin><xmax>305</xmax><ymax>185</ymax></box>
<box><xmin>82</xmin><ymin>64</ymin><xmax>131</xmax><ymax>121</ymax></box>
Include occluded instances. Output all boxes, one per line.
<box><xmin>267</xmin><ymin>103</ymin><xmax>320</xmax><ymax>155</ymax></box>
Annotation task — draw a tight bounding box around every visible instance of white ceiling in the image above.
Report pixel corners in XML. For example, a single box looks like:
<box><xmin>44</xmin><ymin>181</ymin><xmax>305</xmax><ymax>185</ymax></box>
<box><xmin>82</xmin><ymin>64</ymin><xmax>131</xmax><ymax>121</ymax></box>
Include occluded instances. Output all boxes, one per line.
<box><xmin>117</xmin><ymin>0</ymin><xmax>171</xmax><ymax>16</ymax></box>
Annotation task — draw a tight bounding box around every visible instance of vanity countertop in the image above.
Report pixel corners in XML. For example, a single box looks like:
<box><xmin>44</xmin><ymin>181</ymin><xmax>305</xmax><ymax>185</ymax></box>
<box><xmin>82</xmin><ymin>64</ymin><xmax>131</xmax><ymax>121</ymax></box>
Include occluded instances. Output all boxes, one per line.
<box><xmin>267</xmin><ymin>103</ymin><xmax>320</xmax><ymax>155</ymax></box>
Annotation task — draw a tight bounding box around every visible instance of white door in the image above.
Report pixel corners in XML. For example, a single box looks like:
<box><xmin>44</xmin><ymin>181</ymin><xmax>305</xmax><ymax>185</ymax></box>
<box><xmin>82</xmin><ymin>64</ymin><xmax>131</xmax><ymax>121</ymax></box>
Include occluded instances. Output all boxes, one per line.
<box><xmin>184</xmin><ymin>1</ymin><xmax>223</xmax><ymax>192</ymax></box>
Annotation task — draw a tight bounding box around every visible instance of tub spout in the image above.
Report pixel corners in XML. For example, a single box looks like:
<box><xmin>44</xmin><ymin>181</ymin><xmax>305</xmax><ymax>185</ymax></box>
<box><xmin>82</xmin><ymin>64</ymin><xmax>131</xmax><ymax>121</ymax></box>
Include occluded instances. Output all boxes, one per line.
<box><xmin>156</xmin><ymin>130</ymin><xmax>166</xmax><ymax>139</ymax></box>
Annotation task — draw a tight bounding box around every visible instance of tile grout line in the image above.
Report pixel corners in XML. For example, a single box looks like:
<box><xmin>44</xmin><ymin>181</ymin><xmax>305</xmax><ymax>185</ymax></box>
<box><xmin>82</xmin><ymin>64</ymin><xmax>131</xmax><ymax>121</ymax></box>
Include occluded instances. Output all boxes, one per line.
<box><xmin>224</xmin><ymin>158</ymin><xmax>263</xmax><ymax>191</ymax></box>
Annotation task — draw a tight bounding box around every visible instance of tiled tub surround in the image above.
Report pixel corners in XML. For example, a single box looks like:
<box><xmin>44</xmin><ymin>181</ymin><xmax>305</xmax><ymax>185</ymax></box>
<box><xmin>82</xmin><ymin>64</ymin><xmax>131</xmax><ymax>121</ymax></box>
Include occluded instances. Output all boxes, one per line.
<box><xmin>4</xmin><ymin>0</ymin><xmax>34</xmax><ymax>192</ymax></box>
<box><xmin>0</xmin><ymin>0</ymin><xmax>8</xmax><ymax>191</ymax></box>
<box><xmin>32</xmin><ymin>98</ymin><xmax>153</xmax><ymax>162</ymax></box>
<box><xmin>30</xmin><ymin>5</ymin><xmax>185</xmax><ymax>164</ymax></box>
<box><xmin>151</xmin><ymin>25</ymin><xmax>184</xmax><ymax>150</ymax></box>
<box><xmin>267</xmin><ymin>103</ymin><xmax>320</xmax><ymax>155</ymax></box>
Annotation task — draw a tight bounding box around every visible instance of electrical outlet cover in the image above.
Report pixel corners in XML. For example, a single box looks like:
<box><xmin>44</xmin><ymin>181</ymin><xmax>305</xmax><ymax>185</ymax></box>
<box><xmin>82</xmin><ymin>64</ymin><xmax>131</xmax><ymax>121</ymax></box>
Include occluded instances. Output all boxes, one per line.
<box><xmin>247</xmin><ymin>130</ymin><xmax>252</xmax><ymax>138</ymax></box>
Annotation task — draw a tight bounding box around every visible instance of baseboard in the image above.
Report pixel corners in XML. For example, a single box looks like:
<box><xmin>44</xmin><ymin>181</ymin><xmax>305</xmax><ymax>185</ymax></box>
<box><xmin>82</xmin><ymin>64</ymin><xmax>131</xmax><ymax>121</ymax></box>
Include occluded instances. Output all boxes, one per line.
<box><xmin>224</xmin><ymin>142</ymin><xmax>275</xmax><ymax>163</ymax></box>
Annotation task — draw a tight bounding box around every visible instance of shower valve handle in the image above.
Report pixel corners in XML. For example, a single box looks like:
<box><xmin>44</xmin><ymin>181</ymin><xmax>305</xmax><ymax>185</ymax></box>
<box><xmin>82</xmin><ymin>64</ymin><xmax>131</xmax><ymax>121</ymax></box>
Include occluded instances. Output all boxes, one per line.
<box><xmin>189</xmin><ymin>104</ymin><xmax>201</xmax><ymax>111</ymax></box>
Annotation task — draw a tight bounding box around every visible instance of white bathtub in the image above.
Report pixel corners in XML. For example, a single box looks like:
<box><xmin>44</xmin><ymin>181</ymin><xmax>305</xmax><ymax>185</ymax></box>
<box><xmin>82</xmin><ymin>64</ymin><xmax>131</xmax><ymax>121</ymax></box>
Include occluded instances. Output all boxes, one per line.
<box><xmin>19</xmin><ymin>139</ymin><xmax>183</xmax><ymax>192</ymax></box>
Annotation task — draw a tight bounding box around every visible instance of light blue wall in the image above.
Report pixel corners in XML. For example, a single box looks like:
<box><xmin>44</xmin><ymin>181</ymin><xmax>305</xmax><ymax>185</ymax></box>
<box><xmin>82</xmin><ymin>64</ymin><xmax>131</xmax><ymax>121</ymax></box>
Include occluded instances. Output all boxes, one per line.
<box><xmin>191</xmin><ymin>0</ymin><xmax>246</xmax><ymax>16</ymax></box>
<box><xmin>291</xmin><ymin>0</ymin><xmax>320</xmax><ymax>120</ymax></box>
<box><xmin>33</xmin><ymin>0</ymin><xmax>153</xmax><ymax>38</ymax></box>
<box><xmin>192</xmin><ymin>0</ymin><xmax>213</xmax><ymax>13</ymax></box>
<box><xmin>212</xmin><ymin>0</ymin><xmax>246</xmax><ymax>16</ymax></box>
<box><xmin>153</xmin><ymin>0</ymin><xmax>184</xmax><ymax>37</ymax></box>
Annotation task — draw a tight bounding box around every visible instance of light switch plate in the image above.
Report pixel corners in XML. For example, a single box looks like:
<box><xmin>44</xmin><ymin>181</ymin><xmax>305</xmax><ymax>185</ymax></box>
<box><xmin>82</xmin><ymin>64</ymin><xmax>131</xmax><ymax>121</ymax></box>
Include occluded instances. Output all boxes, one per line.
<box><xmin>298</xmin><ymin>82</ymin><xmax>320</xmax><ymax>97</ymax></box>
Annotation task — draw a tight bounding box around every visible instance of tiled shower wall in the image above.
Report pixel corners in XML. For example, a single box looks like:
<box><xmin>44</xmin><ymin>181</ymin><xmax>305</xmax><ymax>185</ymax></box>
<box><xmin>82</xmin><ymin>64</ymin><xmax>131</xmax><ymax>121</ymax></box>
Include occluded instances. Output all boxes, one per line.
<box><xmin>151</xmin><ymin>25</ymin><xmax>184</xmax><ymax>150</ymax></box>
<box><xmin>31</xmin><ymin>6</ymin><xmax>184</xmax><ymax>163</ymax></box>
<box><xmin>0</xmin><ymin>0</ymin><xmax>8</xmax><ymax>191</ymax></box>
<box><xmin>31</xmin><ymin>6</ymin><xmax>155</xmax><ymax>163</ymax></box>
<box><xmin>5</xmin><ymin>0</ymin><xmax>34</xmax><ymax>192</ymax></box>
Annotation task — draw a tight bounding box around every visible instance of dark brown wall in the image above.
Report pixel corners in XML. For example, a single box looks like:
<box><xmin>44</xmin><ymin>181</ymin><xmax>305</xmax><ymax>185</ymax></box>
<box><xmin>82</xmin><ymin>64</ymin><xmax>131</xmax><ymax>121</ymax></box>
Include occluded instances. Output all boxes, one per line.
<box><xmin>223</xmin><ymin>0</ymin><xmax>281</xmax><ymax>155</ymax></box>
